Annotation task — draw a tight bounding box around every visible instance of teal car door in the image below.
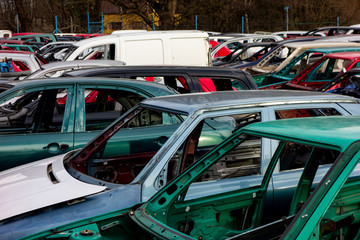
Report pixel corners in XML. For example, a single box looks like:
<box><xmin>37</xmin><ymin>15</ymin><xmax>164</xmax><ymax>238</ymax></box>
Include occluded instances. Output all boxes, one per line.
<box><xmin>73</xmin><ymin>84</ymin><xmax>150</xmax><ymax>150</ymax></box>
<box><xmin>72</xmin><ymin>84</ymin><xmax>180</xmax><ymax>147</ymax></box>
<box><xmin>0</xmin><ymin>85</ymin><xmax>76</xmax><ymax>170</ymax></box>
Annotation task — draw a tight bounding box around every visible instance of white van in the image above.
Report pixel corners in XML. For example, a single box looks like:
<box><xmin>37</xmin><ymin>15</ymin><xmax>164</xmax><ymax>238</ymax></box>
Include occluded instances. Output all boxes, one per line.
<box><xmin>111</xmin><ymin>30</ymin><xmax>147</xmax><ymax>34</ymax></box>
<box><xmin>65</xmin><ymin>30</ymin><xmax>211</xmax><ymax>66</ymax></box>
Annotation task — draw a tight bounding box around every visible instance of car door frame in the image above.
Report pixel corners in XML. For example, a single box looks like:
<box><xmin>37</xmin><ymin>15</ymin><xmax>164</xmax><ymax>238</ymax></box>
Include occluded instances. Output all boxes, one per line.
<box><xmin>265</xmin><ymin>103</ymin><xmax>353</xmax><ymax>216</ymax></box>
<box><xmin>0</xmin><ymin>83</ymin><xmax>76</xmax><ymax>170</ymax></box>
<box><xmin>73</xmin><ymin>82</ymin><xmax>160</xmax><ymax>133</ymax></box>
<box><xmin>141</xmin><ymin>107</ymin><xmax>270</xmax><ymax>202</ymax></box>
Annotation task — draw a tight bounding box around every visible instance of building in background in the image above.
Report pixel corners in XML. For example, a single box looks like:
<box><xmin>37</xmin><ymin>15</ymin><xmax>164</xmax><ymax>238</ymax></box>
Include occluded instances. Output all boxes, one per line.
<box><xmin>102</xmin><ymin>1</ymin><xmax>157</xmax><ymax>34</ymax></box>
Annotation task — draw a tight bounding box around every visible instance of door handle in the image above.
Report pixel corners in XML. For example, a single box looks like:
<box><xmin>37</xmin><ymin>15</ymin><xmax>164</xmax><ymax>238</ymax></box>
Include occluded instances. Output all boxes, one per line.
<box><xmin>43</xmin><ymin>143</ymin><xmax>70</xmax><ymax>154</ymax></box>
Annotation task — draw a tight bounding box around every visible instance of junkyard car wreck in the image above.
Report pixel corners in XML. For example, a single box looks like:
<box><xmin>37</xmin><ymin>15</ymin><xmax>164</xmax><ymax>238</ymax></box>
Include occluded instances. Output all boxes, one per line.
<box><xmin>22</xmin><ymin>116</ymin><xmax>360</xmax><ymax>240</ymax></box>
<box><xmin>2</xmin><ymin>91</ymin><xmax>360</xmax><ymax>239</ymax></box>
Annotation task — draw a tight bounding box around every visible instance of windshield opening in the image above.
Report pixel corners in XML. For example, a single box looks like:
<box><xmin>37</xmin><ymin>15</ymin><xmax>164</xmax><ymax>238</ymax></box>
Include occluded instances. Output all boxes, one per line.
<box><xmin>66</xmin><ymin>106</ymin><xmax>187</xmax><ymax>185</ymax></box>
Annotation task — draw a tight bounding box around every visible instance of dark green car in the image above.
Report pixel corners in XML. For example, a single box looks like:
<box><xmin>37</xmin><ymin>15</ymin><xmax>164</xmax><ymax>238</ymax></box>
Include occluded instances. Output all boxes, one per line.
<box><xmin>0</xmin><ymin>77</ymin><xmax>177</xmax><ymax>170</ymax></box>
<box><xmin>23</xmin><ymin>116</ymin><xmax>360</xmax><ymax>240</ymax></box>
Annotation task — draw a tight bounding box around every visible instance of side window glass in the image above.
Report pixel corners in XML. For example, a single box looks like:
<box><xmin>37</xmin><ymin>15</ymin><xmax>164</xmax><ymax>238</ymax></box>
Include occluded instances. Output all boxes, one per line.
<box><xmin>84</xmin><ymin>88</ymin><xmax>145</xmax><ymax>131</ymax></box>
<box><xmin>181</xmin><ymin>135</ymin><xmax>265</xmax><ymax>203</ymax></box>
<box><xmin>198</xmin><ymin>136</ymin><xmax>262</xmax><ymax>182</ymax></box>
<box><xmin>0</xmin><ymin>89</ymin><xmax>67</xmax><ymax>134</ymax></box>
<box><xmin>163</xmin><ymin>112</ymin><xmax>261</xmax><ymax>184</ymax></box>
<box><xmin>125</xmin><ymin>108</ymin><xmax>184</xmax><ymax>128</ymax></box>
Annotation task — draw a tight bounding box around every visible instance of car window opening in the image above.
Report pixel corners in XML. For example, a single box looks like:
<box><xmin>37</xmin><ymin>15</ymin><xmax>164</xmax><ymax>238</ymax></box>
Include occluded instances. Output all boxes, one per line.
<box><xmin>67</xmin><ymin>107</ymin><xmax>187</xmax><ymax>186</ymax></box>
<box><xmin>150</xmin><ymin>134</ymin><xmax>341</xmax><ymax>240</ymax></box>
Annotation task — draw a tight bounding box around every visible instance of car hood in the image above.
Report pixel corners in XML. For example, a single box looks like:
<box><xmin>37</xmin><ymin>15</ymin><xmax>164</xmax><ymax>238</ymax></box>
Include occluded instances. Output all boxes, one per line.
<box><xmin>0</xmin><ymin>152</ymin><xmax>106</xmax><ymax>221</ymax></box>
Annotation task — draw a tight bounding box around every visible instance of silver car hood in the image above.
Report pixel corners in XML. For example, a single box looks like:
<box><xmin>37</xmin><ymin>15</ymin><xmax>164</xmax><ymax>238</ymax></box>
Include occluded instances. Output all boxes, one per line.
<box><xmin>0</xmin><ymin>153</ymin><xmax>106</xmax><ymax>221</ymax></box>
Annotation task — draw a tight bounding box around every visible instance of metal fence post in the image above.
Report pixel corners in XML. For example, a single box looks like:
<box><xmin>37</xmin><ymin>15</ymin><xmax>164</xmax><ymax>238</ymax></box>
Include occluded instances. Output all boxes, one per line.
<box><xmin>284</xmin><ymin>6</ymin><xmax>290</xmax><ymax>31</ymax></box>
<box><xmin>195</xmin><ymin>15</ymin><xmax>198</xmax><ymax>30</ymax></box>
<box><xmin>242</xmin><ymin>16</ymin><xmax>244</xmax><ymax>33</ymax></box>
<box><xmin>53</xmin><ymin>16</ymin><xmax>62</xmax><ymax>33</ymax></box>
<box><xmin>101</xmin><ymin>12</ymin><xmax>104</xmax><ymax>33</ymax></box>
<box><xmin>16</xmin><ymin>14</ymin><xmax>19</xmax><ymax>33</ymax></box>
<box><xmin>87</xmin><ymin>12</ymin><xmax>90</xmax><ymax>33</ymax></box>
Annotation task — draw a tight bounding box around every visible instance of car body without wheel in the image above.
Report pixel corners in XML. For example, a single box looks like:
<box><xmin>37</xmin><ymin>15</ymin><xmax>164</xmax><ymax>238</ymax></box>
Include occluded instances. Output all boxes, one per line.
<box><xmin>260</xmin><ymin>49</ymin><xmax>360</xmax><ymax>88</ymax></box>
<box><xmin>0</xmin><ymin>66</ymin><xmax>258</xmax><ymax>170</ymax></box>
<box><xmin>245</xmin><ymin>41</ymin><xmax>360</xmax><ymax>79</ymax></box>
<box><xmin>62</xmin><ymin>65</ymin><xmax>258</xmax><ymax>92</ymax></box>
<box><xmin>2</xmin><ymin>90</ymin><xmax>360</xmax><ymax>239</ymax></box>
<box><xmin>0</xmin><ymin>77</ymin><xmax>178</xmax><ymax>171</ymax></box>
<box><xmin>23</xmin><ymin>116</ymin><xmax>360</xmax><ymax>240</ymax></box>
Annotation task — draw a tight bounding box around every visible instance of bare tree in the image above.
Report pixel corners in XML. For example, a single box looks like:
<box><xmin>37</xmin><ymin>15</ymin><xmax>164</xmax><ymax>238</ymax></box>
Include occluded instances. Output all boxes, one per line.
<box><xmin>1</xmin><ymin>0</ymin><xmax>360</xmax><ymax>34</ymax></box>
<box><xmin>13</xmin><ymin>0</ymin><xmax>34</xmax><ymax>31</ymax></box>
<box><xmin>0</xmin><ymin>0</ymin><xmax>18</xmax><ymax>31</ymax></box>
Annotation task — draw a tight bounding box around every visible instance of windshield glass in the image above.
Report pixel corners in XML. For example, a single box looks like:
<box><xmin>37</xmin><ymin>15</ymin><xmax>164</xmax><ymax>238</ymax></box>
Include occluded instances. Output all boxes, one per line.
<box><xmin>66</xmin><ymin>106</ymin><xmax>187</xmax><ymax>185</ymax></box>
